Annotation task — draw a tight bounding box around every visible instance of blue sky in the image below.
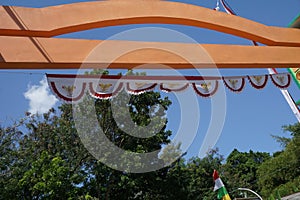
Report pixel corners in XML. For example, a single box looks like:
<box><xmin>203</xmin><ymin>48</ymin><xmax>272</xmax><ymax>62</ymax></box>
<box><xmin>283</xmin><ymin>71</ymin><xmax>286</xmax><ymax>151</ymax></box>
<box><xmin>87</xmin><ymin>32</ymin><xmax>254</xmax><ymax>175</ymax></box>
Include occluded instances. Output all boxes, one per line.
<box><xmin>0</xmin><ymin>0</ymin><xmax>299</xmax><ymax>159</ymax></box>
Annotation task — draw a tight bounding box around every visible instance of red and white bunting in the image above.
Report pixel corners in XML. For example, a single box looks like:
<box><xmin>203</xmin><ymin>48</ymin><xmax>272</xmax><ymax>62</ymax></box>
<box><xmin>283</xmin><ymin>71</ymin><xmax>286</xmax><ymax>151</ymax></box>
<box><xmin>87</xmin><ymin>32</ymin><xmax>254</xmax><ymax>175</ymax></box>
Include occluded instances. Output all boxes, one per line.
<box><xmin>192</xmin><ymin>80</ymin><xmax>219</xmax><ymax>98</ymax></box>
<box><xmin>46</xmin><ymin>73</ymin><xmax>291</xmax><ymax>104</ymax></box>
<box><xmin>223</xmin><ymin>77</ymin><xmax>245</xmax><ymax>93</ymax></box>
<box><xmin>248</xmin><ymin>75</ymin><xmax>268</xmax><ymax>89</ymax></box>
<box><xmin>47</xmin><ymin>75</ymin><xmax>87</xmax><ymax>103</ymax></box>
<box><xmin>89</xmin><ymin>80</ymin><xmax>123</xmax><ymax>100</ymax></box>
<box><xmin>270</xmin><ymin>73</ymin><xmax>291</xmax><ymax>89</ymax></box>
<box><xmin>160</xmin><ymin>83</ymin><xmax>189</xmax><ymax>93</ymax></box>
<box><xmin>126</xmin><ymin>82</ymin><xmax>157</xmax><ymax>95</ymax></box>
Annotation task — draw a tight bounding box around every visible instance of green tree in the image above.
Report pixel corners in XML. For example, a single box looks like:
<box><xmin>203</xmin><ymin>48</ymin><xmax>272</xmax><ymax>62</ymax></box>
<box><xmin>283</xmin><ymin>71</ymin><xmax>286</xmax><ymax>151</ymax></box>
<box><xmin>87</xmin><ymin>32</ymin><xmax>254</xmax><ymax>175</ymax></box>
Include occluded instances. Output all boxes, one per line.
<box><xmin>18</xmin><ymin>151</ymin><xmax>74</xmax><ymax>199</ymax></box>
<box><xmin>223</xmin><ymin>149</ymin><xmax>270</xmax><ymax>193</ymax></box>
<box><xmin>257</xmin><ymin>123</ymin><xmax>300</xmax><ymax>198</ymax></box>
<box><xmin>0</xmin><ymin>108</ymin><xmax>92</xmax><ymax>199</ymax></box>
<box><xmin>0</xmin><ymin>123</ymin><xmax>24</xmax><ymax>199</ymax></box>
<box><xmin>0</xmin><ymin>70</ymin><xmax>179</xmax><ymax>199</ymax></box>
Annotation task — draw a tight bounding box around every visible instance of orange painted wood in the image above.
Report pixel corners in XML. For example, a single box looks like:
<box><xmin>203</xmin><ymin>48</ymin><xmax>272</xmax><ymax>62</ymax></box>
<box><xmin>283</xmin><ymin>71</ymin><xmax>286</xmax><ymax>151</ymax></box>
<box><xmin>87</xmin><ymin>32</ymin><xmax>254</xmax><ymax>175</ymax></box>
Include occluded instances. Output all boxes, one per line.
<box><xmin>0</xmin><ymin>1</ymin><xmax>300</xmax><ymax>47</ymax></box>
<box><xmin>1</xmin><ymin>36</ymin><xmax>299</xmax><ymax>69</ymax></box>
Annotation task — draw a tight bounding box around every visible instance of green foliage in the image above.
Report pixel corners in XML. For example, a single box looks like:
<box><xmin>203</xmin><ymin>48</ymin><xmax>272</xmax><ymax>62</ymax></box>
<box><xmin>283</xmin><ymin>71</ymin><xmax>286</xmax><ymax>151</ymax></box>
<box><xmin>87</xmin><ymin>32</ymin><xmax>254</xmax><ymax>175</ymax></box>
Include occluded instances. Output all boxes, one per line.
<box><xmin>159</xmin><ymin>142</ymin><xmax>183</xmax><ymax>165</ymax></box>
<box><xmin>18</xmin><ymin>151</ymin><xmax>73</xmax><ymax>199</ymax></box>
<box><xmin>223</xmin><ymin>149</ymin><xmax>270</xmax><ymax>194</ymax></box>
<box><xmin>268</xmin><ymin>194</ymin><xmax>276</xmax><ymax>200</ymax></box>
<box><xmin>282</xmin><ymin>123</ymin><xmax>300</xmax><ymax>138</ymax></box>
<box><xmin>78</xmin><ymin>194</ymin><xmax>99</xmax><ymax>200</ymax></box>
<box><xmin>271</xmin><ymin>134</ymin><xmax>291</xmax><ymax>148</ymax></box>
<box><xmin>0</xmin><ymin>108</ymin><xmax>92</xmax><ymax>199</ymax></box>
<box><xmin>269</xmin><ymin>176</ymin><xmax>300</xmax><ymax>198</ymax></box>
<box><xmin>0</xmin><ymin>123</ymin><xmax>24</xmax><ymax>199</ymax></box>
<box><xmin>258</xmin><ymin>123</ymin><xmax>300</xmax><ymax>198</ymax></box>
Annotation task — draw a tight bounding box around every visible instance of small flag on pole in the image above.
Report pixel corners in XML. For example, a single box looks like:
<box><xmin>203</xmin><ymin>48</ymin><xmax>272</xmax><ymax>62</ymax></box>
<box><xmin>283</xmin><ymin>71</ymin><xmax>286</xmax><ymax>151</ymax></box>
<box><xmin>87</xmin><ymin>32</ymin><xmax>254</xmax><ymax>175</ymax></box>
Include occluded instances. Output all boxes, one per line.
<box><xmin>213</xmin><ymin>170</ymin><xmax>231</xmax><ymax>200</ymax></box>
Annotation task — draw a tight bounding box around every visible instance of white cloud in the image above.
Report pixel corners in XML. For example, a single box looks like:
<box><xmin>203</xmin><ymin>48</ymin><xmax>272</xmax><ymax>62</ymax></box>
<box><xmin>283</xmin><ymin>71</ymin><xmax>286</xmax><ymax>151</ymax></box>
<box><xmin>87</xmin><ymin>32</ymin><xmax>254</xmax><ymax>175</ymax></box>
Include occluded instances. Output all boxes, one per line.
<box><xmin>24</xmin><ymin>77</ymin><xmax>58</xmax><ymax>114</ymax></box>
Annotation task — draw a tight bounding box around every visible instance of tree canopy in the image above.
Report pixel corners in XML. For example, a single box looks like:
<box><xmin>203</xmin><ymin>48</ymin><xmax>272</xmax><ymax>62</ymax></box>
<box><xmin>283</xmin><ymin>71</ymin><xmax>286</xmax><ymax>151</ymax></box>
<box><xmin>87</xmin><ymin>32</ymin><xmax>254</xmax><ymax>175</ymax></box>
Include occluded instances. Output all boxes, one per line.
<box><xmin>257</xmin><ymin>124</ymin><xmax>300</xmax><ymax>199</ymax></box>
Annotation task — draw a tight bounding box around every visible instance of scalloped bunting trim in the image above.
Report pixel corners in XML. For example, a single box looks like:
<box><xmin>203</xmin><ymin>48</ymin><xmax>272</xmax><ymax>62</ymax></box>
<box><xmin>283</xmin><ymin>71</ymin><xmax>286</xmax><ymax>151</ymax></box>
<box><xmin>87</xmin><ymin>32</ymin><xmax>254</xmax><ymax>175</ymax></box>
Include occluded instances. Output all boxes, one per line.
<box><xmin>192</xmin><ymin>80</ymin><xmax>219</xmax><ymax>98</ymax></box>
<box><xmin>160</xmin><ymin>83</ymin><xmax>189</xmax><ymax>93</ymax></box>
<box><xmin>223</xmin><ymin>77</ymin><xmax>245</xmax><ymax>92</ymax></box>
<box><xmin>270</xmin><ymin>73</ymin><xmax>291</xmax><ymax>89</ymax></box>
<box><xmin>47</xmin><ymin>76</ymin><xmax>87</xmax><ymax>103</ymax></box>
<box><xmin>126</xmin><ymin>82</ymin><xmax>157</xmax><ymax>95</ymax></box>
<box><xmin>46</xmin><ymin>73</ymin><xmax>292</xmax><ymax>103</ymax></box>
<box><xmin>89</xmin><ymin>81</ymin><xmax>124</xmax><ymax>100</ymax></box>
<box><xmin>248</xmin><ymin>75</ymin><xmax>268</xmax><ymax>89</ymax></box>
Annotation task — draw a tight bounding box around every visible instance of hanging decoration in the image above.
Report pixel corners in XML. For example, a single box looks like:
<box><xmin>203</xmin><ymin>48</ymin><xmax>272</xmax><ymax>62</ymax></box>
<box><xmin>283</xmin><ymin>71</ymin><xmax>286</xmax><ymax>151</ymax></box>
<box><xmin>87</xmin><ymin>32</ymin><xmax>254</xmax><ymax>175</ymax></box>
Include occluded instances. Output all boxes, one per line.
<box><xmin>222</xmin><ymin>77</ymin><xmax>245</xmax><ymax>92</ymax></box>
<box><xmin>270</xmin><ymin>73</ymin><xmax>291</xmax><ymax>89</ymax></box>
<box><xmin>46</xmin><ymin>73</ymin><xmax>291</xmax><ymax>103</ymax></box>
<box><xmin>247</xmin><ymin>75</ymin><xmax>268</xmax><ymax>89</ymax></box>
<box><xmin>192</xmin><ymin>80</ymin><xmax>219</xmax><ymax>98</ymax></box>
<box><xmin>160</xmin><ymin>83</ymin><xmax>189</xmax><ymax>93</ymax></box>
<box><xmin>126</xmin><ymin>82</ymin><xmax>157</xmax><ymax>95</ymax></box>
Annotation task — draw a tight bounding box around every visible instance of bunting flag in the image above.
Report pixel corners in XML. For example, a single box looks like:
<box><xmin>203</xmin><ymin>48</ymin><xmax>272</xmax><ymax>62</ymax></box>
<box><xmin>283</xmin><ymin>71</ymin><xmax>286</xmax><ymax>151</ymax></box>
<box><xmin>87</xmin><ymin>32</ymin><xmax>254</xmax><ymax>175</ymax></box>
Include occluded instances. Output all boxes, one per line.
<box><xmin>213</xmin><ymin>170</ymin><xmax>231</xmax><ymax>200</ymax></box>
<box><xmin>247</xmin><ymin>74</ymin><xmax>268</xmax><ymax>89</ymax></box>
<box><xmin>223</xmin><ymin>76</ymin><xmax>245</xmax><ymax>92</ymax></box>
<box><xmin>46</xmin><ymin>73</ymin><xmax>291</xmax><ymax>103</ymax></box>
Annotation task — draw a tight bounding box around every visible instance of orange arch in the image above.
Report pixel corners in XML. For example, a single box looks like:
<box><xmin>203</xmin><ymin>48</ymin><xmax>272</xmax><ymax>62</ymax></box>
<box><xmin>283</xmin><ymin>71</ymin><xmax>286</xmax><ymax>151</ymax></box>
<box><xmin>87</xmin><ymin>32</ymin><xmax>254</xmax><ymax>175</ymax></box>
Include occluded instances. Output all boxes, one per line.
<box><xmin>1</xmin><ymin>0</ymin><xmax>300</xmax><ymax>46</ymax></box>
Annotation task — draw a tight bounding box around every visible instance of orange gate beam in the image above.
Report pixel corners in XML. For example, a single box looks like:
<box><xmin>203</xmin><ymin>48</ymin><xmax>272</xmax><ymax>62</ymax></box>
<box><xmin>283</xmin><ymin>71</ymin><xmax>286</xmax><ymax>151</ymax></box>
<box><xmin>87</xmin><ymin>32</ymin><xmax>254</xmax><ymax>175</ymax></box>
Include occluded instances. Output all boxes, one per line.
<box><xmin>1</xmin><ymin>1</ymin><xmax>300</xmax><ymax>46</ymax></box>
<box><xmin>0</xmin><ymin>0</ymin><xmax>299</xmax><ymax>70</ymax></box>
<box><xmin>0</xmin><ymin>37</ymin><xmax>299</xmax><ymax>69</ymax></box>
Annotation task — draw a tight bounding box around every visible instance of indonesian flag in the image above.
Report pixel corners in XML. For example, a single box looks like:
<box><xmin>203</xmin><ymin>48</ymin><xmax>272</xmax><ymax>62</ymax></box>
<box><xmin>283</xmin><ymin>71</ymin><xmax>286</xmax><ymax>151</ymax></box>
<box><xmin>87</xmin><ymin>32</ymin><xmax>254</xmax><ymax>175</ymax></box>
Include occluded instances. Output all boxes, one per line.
<box><xmin>213</xmin><ymin>170</ymin><xmax>231</xmax><ymax>200</ymax></box>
